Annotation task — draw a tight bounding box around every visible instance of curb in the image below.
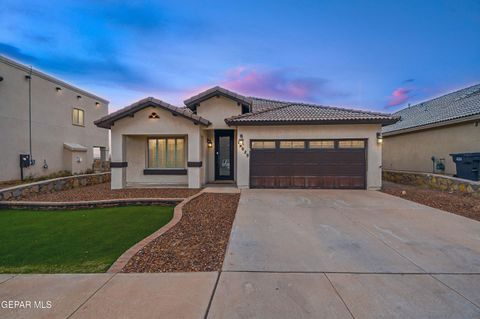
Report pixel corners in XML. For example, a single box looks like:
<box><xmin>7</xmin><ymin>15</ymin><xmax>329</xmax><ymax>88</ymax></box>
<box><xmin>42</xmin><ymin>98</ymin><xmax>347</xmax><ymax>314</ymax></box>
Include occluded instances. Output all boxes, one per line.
<box><xmin>107</xmin><ymin>190</ymin><xmax>208</xmax><ymax>273</ymax></box>
<box><xmin>0</xmin><ymin>198</ymin><xmax>184</xmax><ymax>210</ymax></box>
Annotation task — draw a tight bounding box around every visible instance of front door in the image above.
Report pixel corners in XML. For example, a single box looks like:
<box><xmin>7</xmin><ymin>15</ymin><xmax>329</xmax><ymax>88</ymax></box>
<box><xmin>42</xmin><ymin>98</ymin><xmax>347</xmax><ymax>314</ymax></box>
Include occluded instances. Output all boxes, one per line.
<box><xmin>215</xmin><ymin>130</ymin><xmax>234</xmax><ymax>180</ymax></box>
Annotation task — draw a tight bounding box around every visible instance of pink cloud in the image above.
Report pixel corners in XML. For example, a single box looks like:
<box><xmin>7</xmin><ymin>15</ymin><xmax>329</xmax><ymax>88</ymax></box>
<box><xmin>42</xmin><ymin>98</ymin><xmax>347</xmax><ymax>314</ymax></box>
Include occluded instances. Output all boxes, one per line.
<box><xmin>218</xmin><ymin>67</ymin><xmax>345</xmax><ymax>101</ymax></box>
<box><xmin>387</xmin><ymin>87</ymin><xmax>411</xmax><ymax>107</ymax></box>
<box><xmin>178</xmin><ymin>67</ymin><xmax>348</xmax><ymax>105</ymax></box>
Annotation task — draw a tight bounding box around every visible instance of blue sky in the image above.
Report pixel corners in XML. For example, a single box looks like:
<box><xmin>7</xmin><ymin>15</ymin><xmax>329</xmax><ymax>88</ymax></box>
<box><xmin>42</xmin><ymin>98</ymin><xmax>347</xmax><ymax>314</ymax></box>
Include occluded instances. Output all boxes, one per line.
<box><xmin>1</xmin><ymin>0</ymin><xmax>479</xmax><ymax>112</ymax></box>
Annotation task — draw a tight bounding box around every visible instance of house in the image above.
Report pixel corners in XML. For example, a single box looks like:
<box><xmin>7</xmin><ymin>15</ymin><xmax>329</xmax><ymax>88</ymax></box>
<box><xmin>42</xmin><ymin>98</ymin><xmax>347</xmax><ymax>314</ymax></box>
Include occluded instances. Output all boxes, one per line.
<box><xmin>383</xmin><ymin>84</ymin><xmax>480</xmax><ymax>176</ymax></box>
<box><xmin>95</xmin><ymin>86</ymin><xmax>397</xmax><ymax>190</ymax></box>
<box><xmin>0</xmin><ymin>55</ymin><xmax>109</xmax><ymax>181</ymax></box>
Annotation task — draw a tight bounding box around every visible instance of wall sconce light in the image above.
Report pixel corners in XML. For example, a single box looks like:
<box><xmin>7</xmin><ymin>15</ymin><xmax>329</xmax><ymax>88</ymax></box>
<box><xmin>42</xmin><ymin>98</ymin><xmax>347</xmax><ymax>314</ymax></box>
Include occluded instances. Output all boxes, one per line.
<box><xmin>149</xmin><ymin>112</ymin><xmax>160</xmax><ymax>119</ymax></box>
<box><xmin>77</xmin><ymin>95</ymin><xmax>82</xmax><ymax>100</ymax></box>
<box><xmin>238</xmin><ymin>134</ymin><xmax>244</xmax><ymax>146</ymax></box>
<box><xmin>56</xmin><ymin>87</ymin><xmax>62</xmax><ymax>92</ymax></box>
<box><xmin>376</xmin><ymin>132</ymin><xmax>383</xmax><ymax>144</ymax></box>
<box><xmin>207</xmin><ymin>138</ymin><xmax>213</xmax><ymax>148</ymax></box>
<box><xmin>95</xmin><ymin>102</ymin><xmax>100</xmax><ymax>107</ymax></box>
<box><xmin>0</xmin><ymin>76</ymin><xmax>4</xmax><ymax>82</ymax></box>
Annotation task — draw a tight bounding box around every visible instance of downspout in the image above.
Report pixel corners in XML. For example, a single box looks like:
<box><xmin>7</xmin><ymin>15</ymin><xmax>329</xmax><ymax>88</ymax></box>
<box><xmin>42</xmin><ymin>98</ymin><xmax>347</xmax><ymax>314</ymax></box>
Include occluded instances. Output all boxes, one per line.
<box><xmin>27</xmin><ymin>66</ymin><xmax>33</xmax><ymax>164</ymax></box>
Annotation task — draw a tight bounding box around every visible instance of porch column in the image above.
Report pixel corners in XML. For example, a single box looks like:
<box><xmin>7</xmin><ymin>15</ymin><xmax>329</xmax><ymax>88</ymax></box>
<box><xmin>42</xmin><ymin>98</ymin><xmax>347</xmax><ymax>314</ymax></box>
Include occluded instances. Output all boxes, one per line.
<box><xmin>110</xmin><ymin>133</ymin><xmax>126</xmax><ymax>189</ymax></box>
<box><xmin>187</xmin><ymin>131</ymin><xmax>202</xmax><ymax>188</ymax></box>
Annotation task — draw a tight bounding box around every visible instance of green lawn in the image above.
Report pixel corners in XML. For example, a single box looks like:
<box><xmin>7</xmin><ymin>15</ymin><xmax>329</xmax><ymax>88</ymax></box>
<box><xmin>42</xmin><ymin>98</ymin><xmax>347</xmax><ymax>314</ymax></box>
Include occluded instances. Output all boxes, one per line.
<box><xmin>0</xmin><ymin>206</ymin><xmax>174</xmax><ymax>273</ymax></box>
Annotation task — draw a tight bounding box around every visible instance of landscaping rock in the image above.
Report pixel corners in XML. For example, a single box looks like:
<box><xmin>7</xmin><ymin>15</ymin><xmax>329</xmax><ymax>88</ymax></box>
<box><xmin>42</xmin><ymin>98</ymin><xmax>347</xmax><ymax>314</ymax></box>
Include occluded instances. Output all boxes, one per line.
<box><xmin>122</xmin><ymin>193</ymin><xmax>240</xmax><ymax>273</ymax></box>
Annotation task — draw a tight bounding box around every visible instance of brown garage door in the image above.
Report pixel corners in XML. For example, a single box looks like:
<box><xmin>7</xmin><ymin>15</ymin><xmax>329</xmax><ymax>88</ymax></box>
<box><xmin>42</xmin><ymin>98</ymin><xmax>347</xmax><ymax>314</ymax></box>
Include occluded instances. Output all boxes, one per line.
<box><xmin>250</xmin><ymin>139</ymin><xmax>366</xmax><ymax>189</ymax></box>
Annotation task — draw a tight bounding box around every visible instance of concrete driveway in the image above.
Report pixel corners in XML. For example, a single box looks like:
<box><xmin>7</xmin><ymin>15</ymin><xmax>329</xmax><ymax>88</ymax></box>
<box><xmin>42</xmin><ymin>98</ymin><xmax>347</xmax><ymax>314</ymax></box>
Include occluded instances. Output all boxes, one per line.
<box><xmin>210</xmin><ymin>189</ymin><xmax>480</xmax><ymax>318</ymax></box>
<box><xmin>1</xmin><ymin>190</ymin><xmax>480</xmax><ymax>318</ymax></box>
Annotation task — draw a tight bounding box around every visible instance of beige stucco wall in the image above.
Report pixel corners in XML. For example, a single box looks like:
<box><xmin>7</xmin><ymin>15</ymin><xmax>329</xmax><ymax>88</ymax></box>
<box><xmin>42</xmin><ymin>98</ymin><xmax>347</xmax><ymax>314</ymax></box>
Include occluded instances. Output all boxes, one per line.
<box><xmin>109</xmin><ymin>106</ymin><xmax>201</xmax><ymax>188</ymax></box>
<box><xmin>0</xmin><ymin>57</ymin><xmax>108</xmax><ymax>181</ymax></box>
<box><xmin>235</xmin><ymin>124</ymin><xmax>383</xmax><ymax>190</ymax></box>
<box><xmin>63</xmin><ymin>149</ymin><xmax>88</xmax><ymax>174</ymax></box>
<box><xmin>383</xmin><ymin>121</ymin><xmax>480</xmax><ymax>175</ymax></box>
<box><xmin>196</xmin><ymin>96</ymin><xmax>243</xmax><ymax>129</ymax></box>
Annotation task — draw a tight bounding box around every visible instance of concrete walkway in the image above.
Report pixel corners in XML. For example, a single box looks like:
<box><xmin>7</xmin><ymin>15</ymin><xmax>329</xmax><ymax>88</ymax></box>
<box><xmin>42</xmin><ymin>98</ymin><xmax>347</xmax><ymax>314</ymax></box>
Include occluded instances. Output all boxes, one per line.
<box><xmin>1</xmin><ymin>189</ymin><xmax>479</xmax><ymax>318</ymax></box>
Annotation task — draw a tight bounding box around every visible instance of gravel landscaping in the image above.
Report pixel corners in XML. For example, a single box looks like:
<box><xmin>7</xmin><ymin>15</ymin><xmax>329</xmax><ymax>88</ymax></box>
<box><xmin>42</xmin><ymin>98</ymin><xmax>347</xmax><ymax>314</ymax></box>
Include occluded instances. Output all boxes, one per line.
<box><xmin>122</xmin><ymin>192</ymin><xmax>240</xmax><ymax>272</ymax></box>
<box><xmin>14</xmin><ymin>183</ymin><xmax>200</xmax><ymax>202</ymax></box>
<box><xmin>382</xmin><ymin>181</ymin><xmax>480</xmax><ymax>222</ymax></box>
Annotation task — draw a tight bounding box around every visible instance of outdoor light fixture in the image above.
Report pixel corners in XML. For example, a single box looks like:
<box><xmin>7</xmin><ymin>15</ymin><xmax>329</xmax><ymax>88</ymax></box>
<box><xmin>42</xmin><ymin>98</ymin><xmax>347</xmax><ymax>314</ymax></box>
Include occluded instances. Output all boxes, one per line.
<box><xmin>95</xmin><ymin>102</ymin><xmax>100</xmax><ymax>107</ymax></box>
<box><xmin>238</xmin><ymin>134</ymin><xmax>244</xmax><ymax>146</ymax></box>
<box><xmin>0</xmin><ymin>76</ymin><xmax>3</xmax><ymax>82</ymax></box>
<box><xmin>376</xmin><ymin>132</ymin><xmax>383</xmax><ymax>144</ymax></box>
<box><xmin>77</xmin><ymin>95</ymin><xmax>82</xmax><ymax>99</ymax></box>
<box><xmin>56</xmin><ymin>87</ymin><xmax>62</xmax><ymax>92</ymax></box>
<box><xmin>207</xmin><ymin>138</ymin><xmax>213</xmax><ymax>148</ymax></box>
<box><xmin>149</xmin><ymin>112</ymin><xmax>160</xmax><ymax>119</ymax></box>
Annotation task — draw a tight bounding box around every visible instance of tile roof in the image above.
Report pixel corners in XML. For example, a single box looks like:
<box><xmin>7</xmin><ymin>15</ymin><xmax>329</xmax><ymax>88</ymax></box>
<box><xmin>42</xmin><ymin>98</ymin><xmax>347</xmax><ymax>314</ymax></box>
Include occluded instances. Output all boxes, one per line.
<box><xmin>184</xmin><ymin>86</ymin><xmax>253</xmax><ymax>108</ymax></box>
<box><xmin>383</xmin><ymin>84</ymin><xmax>480</xmax><ymax>135</ymax></box>
<box><xmin>94</xmin><ymin>97</ymin><xmax>211</xmax><ymax>129</ymax></box>
<box><xmin>226</xmin><ymin>98</ymin><xmax>398</xmax><ymax>126</ymax></box>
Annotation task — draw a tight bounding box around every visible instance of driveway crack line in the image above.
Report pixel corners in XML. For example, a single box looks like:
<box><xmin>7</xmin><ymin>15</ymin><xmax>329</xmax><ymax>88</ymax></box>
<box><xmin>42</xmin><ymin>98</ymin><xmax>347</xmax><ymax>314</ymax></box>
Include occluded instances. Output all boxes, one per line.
<box><xmin>324</xmin><ymin>273</ymin><xmax>355</xmax><ymax>319</ymax></box>
<box><xmin>66</xmin><ymin>273</ymin><xmax>117</xmax><ymax>319</ymax></box>
<box><xmin>203</xmin><ymin>271</ymin><xmax>221</xmax><ymax>319</ymax></box>
<box><xmin>430</xmin><ymin>275</ymin><xmax>480</xmax><ymax>310</ymax></box>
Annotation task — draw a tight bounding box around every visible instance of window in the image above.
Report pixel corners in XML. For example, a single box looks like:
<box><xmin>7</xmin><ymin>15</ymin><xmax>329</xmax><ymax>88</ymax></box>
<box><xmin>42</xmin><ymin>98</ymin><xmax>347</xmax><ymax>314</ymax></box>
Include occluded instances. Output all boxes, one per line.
<box><xmin>148</xmin><ymin>137</ymin><xmax>185</xmax><ymax>168</ymax></box>
<box><xmin>338</xmin><ymin>140</ymin><xmax>365</xmax><ymax>149</ymax></box>
<box><xmin>309</xmin><ymin>140</ymin><xmax>335</xmax><ymax>149</ymax></box>
<box><xmin>251</xmin><ymin>141</ymin><xmax>276</xmax><ymax>149</ymax></box>
<box><xmin>72</xmin><ymin>108</ymin><xmax>84</xmax><ymax>126</ymax></box>
<box><xmin>279</xmin><ymin>141</ymin><xmax>305</xmax><ymax>149</ymax></box>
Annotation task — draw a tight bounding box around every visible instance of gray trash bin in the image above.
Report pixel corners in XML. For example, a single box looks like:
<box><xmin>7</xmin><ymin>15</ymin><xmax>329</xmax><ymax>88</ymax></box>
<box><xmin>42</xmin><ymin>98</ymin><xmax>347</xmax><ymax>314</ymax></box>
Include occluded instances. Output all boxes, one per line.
<box><xmin>450</xmin><ymin>152</ymin><xmax>480</xmax><ymax>181</ymax></box>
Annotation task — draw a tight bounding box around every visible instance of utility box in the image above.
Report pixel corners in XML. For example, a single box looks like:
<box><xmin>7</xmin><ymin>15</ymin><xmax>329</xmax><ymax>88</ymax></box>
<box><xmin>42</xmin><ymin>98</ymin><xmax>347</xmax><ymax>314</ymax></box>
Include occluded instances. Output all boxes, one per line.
<box><xmin>19</xmin><ymin>154</ymin><xmax>31</xmax><ymax>168</ymax></box>
<box><xmin>450</xmin><ymin>152</ymin><xmax>480</xmax><ymax>181</ymax></box>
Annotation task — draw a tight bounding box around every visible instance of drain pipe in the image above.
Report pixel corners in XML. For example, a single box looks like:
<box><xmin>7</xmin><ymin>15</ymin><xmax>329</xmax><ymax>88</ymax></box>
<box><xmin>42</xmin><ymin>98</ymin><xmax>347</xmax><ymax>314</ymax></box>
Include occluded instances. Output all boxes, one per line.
<box><xmin>26</xmin><ymin>66</ymin><xmax>33</xmax><ymax>165</ymax></box>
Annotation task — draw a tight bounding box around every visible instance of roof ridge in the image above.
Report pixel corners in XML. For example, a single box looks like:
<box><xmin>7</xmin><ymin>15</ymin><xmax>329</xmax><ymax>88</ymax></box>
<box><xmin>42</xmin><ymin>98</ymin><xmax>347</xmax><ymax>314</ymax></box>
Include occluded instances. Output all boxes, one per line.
<box><xmin>251</xmin><ymin>95</ymin><xmax>394</xmax><ymax>117</ymax></box>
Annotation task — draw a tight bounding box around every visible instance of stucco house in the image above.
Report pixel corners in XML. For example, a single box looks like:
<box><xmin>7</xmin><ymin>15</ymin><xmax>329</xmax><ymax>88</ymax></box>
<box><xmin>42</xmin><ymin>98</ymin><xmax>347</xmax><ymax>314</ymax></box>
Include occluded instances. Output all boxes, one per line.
<box><xmin>95</xmin><ymin>86</ymin><xmax>397</xmax><ymax>190</ymax></box>
<box><xmin>0</xmin><ymin>55</ymin><xmax>109</xmax><ymax>182</ymax></box>
<box><xmin>383</xmin><ymin>84</ymin><xmax>480</xmax><ymax>176</ymax></box>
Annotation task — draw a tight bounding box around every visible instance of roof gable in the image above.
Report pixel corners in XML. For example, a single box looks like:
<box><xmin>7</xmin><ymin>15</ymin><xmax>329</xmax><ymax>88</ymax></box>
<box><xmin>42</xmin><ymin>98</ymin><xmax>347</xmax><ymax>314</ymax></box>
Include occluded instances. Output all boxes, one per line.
<box><xmin>383</xmin><ymin>84</ymin><xmax>480</xmax><ymax>135</ymax></box>
<box><xmin>184</xmin><ymin>86</ymin><xmax>252</xmax><ymax>109</ymax></box>
<box><xmin>94</xmin><ymin>97</ymin><xmax>210</xmax><ymax>129</ymax></box>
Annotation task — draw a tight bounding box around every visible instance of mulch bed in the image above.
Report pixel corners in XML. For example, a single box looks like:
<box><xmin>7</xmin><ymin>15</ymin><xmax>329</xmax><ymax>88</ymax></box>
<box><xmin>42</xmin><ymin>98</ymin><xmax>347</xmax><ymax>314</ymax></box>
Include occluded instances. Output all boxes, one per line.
<box><xmin>122</xmin><ymin>192</ymin><xmax>240</xmax><ymax>272</ymax></box>
<box><xmin>381</xmin><ymin>181</ymin><xmax>480</xmax><ymax>222</ymax></box>
<box><xmin>18</xmin><ymin>183</ymin><xmax>200</xmax><ymax>202</ymax></box>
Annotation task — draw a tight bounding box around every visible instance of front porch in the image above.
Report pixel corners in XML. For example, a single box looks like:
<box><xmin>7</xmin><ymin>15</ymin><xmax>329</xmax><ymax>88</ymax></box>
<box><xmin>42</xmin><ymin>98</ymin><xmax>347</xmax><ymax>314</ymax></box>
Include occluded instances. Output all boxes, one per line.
<box><xmin>110</xmin><ymin>128</ymin><xmax>237</xmax><ymax>189</ymax></box>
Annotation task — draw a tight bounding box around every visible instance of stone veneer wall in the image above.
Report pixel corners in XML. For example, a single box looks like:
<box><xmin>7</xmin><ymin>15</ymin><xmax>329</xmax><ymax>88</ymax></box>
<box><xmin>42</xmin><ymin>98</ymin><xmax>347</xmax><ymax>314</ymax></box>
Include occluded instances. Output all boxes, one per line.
<box><xmin>383</xmin><ymin>170</ymin><xmax>480</xmax><ymax>198</ymax></box>
<box><xmin>0</xmin><ymin>172</ymin><xmax>110</xmax><ymax>201</ymax></box>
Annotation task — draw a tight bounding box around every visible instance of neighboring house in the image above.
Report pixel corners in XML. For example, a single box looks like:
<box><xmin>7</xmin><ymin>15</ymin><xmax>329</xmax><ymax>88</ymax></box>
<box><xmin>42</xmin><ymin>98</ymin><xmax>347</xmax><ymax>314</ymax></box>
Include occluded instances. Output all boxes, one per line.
<box><xmin>95</xmin><ymin>86</ymin><xmax>397</xmax><ymax>190</ymax></box>
<box><xmin>383</xmin><ymin>84</ymin><xmax>480</xmax><ymax>176</ymax></box>
<box><xmin>0</xmin><ymin>55</ymin><xmax>109</xmax><ymax>181</ymax></box>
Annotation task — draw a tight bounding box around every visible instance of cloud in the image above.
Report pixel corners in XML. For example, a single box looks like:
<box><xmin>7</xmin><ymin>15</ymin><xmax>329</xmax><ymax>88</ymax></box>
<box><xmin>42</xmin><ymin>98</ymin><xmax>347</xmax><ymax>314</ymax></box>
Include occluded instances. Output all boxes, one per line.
<box><xmin>218</xmin><ymin>66</ymin><xmax>347</xmax><ymax>102</ymax></box>
<box><xmin>0</xmin><ymin>42</ymin><xmax>168</xmax><ymax>92</ymax></box>
<box><xmin>387</xmin><ymin>87</ymin><xmax>412</xmax><ymax>107</ymax></box>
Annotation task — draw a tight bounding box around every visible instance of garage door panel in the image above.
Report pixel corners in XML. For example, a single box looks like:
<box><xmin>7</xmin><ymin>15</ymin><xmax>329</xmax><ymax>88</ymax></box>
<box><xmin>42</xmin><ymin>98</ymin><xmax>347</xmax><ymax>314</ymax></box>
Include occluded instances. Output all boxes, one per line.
<box><xmin>250</xmin><ymin>139</ymin><xmax>366</xmax><ymax>189</ymax></box>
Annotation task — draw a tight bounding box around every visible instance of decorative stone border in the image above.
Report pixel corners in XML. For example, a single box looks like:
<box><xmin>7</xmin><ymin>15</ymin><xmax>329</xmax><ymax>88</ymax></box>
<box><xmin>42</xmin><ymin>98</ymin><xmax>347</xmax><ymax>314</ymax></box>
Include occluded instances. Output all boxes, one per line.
<box><xmin>0</xmin><ymin>172</ymin><xmax>110</xmax><ymax>201</ymax></box>
<box><xmin>383</xmin><ymin>169</ymin><xmax>480</xmax><ymax>197</ymax></box>
<box><xmin>107</xmin><ymin>190</ymin><xmax>208</xmax><ymax>273</ymax></box>
<box><xmin>0</xmin><ymin>198</ymin><xmax>182</xmax><ymax>210</ymax></box>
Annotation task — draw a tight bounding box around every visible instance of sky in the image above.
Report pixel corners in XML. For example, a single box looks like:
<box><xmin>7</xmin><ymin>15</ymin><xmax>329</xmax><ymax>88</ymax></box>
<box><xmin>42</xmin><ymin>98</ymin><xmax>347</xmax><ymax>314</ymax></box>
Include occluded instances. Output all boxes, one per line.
<box><xmin>1</xmin><ymin>0</ymin><xmax>479</xmax><ymax>113</ymax></box>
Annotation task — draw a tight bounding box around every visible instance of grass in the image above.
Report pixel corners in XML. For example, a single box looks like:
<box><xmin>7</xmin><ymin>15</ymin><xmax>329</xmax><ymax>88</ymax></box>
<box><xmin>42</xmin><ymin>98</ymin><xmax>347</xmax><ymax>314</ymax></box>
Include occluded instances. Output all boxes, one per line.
<box><xmin>0</xmin><ymin>205</ymin><xmax>174</xmax><ymax>273</ymax></box>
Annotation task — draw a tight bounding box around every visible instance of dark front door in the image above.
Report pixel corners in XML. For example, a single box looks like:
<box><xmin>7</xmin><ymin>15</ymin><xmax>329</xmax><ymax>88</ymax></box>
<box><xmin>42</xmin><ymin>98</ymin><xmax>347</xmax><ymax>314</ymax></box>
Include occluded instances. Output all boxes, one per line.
<box><xmin>215</xmin><ymin>130</ymin><xmax>234</xmax><ymax>180</ymax></box>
